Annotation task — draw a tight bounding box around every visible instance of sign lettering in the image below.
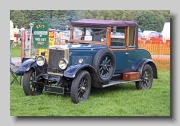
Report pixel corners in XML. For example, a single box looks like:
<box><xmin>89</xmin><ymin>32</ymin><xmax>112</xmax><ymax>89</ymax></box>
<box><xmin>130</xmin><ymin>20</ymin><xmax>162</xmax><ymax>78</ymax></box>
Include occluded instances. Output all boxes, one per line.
<box><xmin>33</xmin><ymin>22</ymin><xmax>49</xmax><ymax>49</ymax></box>
<box><xmin>36</xmin><ymin>24</ymin><xmax>45</xmax><ymax>29</ymax></box>
<box><xmin>34</xmin><ymin>31</ymin><xmax>48</xmax><ymax>35</ymax></box>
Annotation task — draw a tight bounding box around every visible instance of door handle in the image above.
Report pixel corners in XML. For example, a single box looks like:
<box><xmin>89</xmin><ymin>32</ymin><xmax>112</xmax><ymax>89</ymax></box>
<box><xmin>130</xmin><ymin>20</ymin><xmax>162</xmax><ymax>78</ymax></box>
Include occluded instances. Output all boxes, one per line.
<box><xmin>125</xmin><ymin>52</ymin><xmax>129</xmax><ymax>55</ymax></box>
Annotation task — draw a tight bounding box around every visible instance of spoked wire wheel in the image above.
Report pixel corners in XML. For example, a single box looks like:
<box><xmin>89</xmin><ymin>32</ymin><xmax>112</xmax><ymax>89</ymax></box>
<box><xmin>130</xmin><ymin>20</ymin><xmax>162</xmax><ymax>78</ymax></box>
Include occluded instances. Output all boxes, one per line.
<box><xmin>71</xmin><ymin>70</ymin><xmax>91</xmax><ymax>104</ymax></box>
<box><xmin>23</xmin><ymin>69</ymin><xmax>44</xmax><ymax>95</ymax></box>
<box><xmin>136</xmin><ymin>64</ymin><xmax>153</xmax><ymax>90</ymax></box>
<box><xmin>99</xmin><ymin>55</ymin><xmax>112</xmax><ymax>79</ymax></box>
<box><xmin>93</xmin><ymin>49</ymin><xmax>116</xmax><ymax>81</ymax></box>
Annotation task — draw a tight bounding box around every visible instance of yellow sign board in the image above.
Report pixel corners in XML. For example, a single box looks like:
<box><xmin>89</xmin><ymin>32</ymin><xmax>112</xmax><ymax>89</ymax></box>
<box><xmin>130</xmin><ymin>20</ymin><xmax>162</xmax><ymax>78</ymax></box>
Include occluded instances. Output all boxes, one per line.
<box><xmin>49</xmin><ymin>38</ymin><xmax>55</xmax><ymax>46</ymax></box>
<box><xmin>39</xmin><ymin>49</ymin><xmax>49</xmax><ymax>60</ymax></box>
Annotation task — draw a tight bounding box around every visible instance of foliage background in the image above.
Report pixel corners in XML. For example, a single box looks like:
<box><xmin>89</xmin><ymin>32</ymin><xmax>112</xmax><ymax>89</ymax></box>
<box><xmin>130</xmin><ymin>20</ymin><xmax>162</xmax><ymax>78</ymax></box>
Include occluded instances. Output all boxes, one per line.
<box><xmin>10</xmin><ymin>10</ymin><xmax>170</xmax><ymax>32</ymax></box>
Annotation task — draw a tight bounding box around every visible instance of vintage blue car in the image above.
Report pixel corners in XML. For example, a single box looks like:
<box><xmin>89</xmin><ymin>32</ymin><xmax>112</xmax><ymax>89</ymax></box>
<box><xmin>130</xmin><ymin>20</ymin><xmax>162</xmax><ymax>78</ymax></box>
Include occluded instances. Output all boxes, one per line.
<box><xmin>20</xmin><ymin>19</ymin><xmax>158</xmax><ymax>104</ymax></box>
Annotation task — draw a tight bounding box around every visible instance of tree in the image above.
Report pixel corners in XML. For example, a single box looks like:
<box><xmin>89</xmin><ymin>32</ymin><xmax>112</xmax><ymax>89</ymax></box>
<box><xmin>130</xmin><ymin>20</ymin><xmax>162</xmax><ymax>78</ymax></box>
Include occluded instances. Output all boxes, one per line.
<box><xmin>10</xmin><ymin>10</ymin><xmax>170</xmax><ymax>32</ymax></box>
<box><xmin>134</xmin><ymin>10</ymin><xmax>167</xmax><ymax>32</ymax></box>
<box><xmin>10</xmin><ymin>10</ymin><xmax>26</xmax><ymax>28</ymax></box>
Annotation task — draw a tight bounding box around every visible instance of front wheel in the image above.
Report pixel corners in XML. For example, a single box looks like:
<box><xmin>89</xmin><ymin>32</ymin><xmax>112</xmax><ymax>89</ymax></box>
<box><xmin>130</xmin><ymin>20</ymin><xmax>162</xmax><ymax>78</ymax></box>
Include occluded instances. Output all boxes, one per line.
<box><xmin>136</xmin><ymin>64</ymin><xmax>153</xmax><ymax>90</ymax></box>
<box><xmin>22</xmin><ymin>69</ymin><xmax>44</xmax><ymax>96</ymax></box>
<box><xmin>71</xmin><ymin>70</ymin><xmax>91</xmax><ymax>104</ymax></box>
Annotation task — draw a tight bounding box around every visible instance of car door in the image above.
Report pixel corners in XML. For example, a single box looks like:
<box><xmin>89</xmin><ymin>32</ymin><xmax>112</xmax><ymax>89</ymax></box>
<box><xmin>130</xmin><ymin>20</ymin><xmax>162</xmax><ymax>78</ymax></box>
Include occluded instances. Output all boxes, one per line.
<box><xmin>110</xmin><ymin>37</ymin><xmax>128</xmax><ymax>73</ymax></box>
<box><xmin>120</xmin><ymin>26</ymin><xmax>149</xmax><ymax>72</ymax></box>
<box><xmin>113</xmin><ymin>50</ymin><xmax>128</xmax><ymax>73</ymax></box>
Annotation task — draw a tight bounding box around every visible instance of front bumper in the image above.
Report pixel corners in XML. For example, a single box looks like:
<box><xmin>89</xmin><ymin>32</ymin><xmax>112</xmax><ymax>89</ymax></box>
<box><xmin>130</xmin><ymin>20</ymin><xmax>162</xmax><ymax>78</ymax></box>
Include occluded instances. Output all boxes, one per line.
<box><xmin>42</xmin><ymin>74</ymin><xmax>62</xmax><ymax>81</ymax></box>
<box><xmin>42</xmin><ymin>74</ymin><xmax>65</xmax><ymax>94</ymax></box>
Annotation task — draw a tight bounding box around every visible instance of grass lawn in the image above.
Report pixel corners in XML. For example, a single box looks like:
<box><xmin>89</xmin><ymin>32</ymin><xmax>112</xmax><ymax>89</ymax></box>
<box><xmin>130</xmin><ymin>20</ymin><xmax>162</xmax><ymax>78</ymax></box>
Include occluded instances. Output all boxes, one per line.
<box><xmin>10</xmin><ymin>70</ymin><xmax>170</xmax><ymax>116</ymax></box>
<box><xmin>10</xmin><ymin>44</ymin><xmax>21</xmax><ymax>57</ymax></box>
<box><xmin>10</xmin><ymin>45</ymin><xmax>170</xmax><ymax>116</ymax></box>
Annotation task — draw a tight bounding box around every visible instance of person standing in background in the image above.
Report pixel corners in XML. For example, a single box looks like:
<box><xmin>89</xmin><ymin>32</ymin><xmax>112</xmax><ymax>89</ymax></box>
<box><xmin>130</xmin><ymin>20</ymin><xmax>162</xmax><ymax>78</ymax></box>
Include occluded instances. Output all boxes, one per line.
<box><xmin>14</xmin><ymin>25</ymin><xmax>19</xmax><ymax>43</ymax></box>
<box><xmin>21</xmin><ymin>25</ymin><xmax>25</xmax><ymax>30</ymax></box>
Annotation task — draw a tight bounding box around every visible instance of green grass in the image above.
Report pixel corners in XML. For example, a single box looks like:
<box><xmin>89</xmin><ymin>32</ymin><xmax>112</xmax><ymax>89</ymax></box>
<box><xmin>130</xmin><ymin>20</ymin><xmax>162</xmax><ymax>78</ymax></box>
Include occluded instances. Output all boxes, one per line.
<box><xmin>10</xmin><ymin>44</ymin><xmax>21</xmax><ymax>57</ymax></box>
<box><xmin>10</xmin><ymin>70</ymin><xmax>170</xmax><ymax>116</ymax></box>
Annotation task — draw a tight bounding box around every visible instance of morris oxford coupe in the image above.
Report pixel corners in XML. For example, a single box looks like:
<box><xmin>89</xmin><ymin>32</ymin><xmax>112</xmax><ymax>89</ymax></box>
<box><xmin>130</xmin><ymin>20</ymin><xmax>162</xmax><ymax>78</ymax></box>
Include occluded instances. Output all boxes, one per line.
<box><xmin>20</xmin><ymin>19</ymin><xmax>158</xmax><ymax>104</ymax></box>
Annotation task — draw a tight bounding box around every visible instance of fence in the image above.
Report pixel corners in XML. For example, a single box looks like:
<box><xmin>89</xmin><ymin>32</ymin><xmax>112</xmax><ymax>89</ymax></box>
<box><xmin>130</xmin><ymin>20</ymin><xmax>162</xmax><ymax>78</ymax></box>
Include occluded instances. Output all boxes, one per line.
<box><xmin>138</xmin><ymin>40</ymin><xmax>170</xmax><ymax>70</ymax></box>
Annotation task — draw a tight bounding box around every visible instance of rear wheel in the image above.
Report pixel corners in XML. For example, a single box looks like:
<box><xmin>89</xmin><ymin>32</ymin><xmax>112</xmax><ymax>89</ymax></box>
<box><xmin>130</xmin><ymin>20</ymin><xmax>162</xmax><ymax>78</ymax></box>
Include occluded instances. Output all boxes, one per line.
<box><xmin>23</xmin><ymin>69</ymin><xmax>44</xmax><ymax>95</ymax></box>
<box><xmin>136</xmin><ymin>64</ymin><xmax>153</xmax><ymax>90</ymax></box>
<box><xmin>71</xmin><ymin>70</ymin><xmax>91</xmax><ymax>104</ymax></box>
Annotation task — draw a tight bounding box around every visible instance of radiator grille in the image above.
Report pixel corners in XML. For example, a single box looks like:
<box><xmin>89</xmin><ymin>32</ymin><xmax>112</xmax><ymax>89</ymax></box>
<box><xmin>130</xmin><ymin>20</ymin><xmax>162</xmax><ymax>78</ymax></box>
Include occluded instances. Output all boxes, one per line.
<box><xmin>47</xmin><ymin>49</ymin><xmax>65</xmax><ymax>75</ymax></box>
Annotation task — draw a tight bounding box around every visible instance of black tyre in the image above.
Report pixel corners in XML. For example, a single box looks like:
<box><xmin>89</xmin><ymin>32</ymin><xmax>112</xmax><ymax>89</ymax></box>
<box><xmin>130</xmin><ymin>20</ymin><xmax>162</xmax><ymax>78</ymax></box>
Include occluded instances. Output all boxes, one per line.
<box><xmin>22</xmin><ymin>69</ymin><xmax>44</xmax><ymax>95</ymax></box>
<box><xmin>71</xmin><ymin>70</ymin><xmax>91</xmax><ymax>104</ymax></box>
<box><xmin>93</xmin><ymin>49</ymin><xmax>116</xmax><ymax>81</ymax></box>
<box><xmin>136</xmin><ymin>64</ymin><xmax>153</xmax><ymax>90</ymax></box>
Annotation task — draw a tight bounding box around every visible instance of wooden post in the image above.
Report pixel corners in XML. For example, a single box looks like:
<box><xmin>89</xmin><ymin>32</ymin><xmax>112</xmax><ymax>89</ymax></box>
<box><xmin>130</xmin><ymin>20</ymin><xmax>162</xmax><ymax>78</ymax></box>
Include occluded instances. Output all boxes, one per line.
<box><xmin>107</xmin><ymin>27</ymin><xmax>111</xmax><ymax>49</ymax></box>
<box><xmin>125</xmin><ymin>27</ymin><xmax>129</xmax><ymax>48</ymax></box>
<box><xmin>21</xmin><ymin>30</ymin><xmax>25</xmax><ymax>62</ymax></box>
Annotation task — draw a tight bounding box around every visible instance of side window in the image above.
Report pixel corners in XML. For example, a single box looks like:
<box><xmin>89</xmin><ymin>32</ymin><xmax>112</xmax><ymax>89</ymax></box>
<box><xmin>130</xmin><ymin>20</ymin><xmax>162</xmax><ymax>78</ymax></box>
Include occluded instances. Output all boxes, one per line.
<box><xmin>110</xmin><ymin>27</ymin><xmax>125</xmax><ymax>48</ymax></box>
<box><xmin>129</xmin><ymin>26</ymin><xmax>135</xmax><ymax>47</ymax></box>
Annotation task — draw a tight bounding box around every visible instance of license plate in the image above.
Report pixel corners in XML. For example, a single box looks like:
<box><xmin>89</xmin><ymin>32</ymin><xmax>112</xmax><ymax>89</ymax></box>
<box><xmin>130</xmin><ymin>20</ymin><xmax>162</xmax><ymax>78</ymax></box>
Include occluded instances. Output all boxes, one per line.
<box><xmin>44</xmin><ymin>85</ymin><xmax>64</xmax><ymax>94</ymax></box>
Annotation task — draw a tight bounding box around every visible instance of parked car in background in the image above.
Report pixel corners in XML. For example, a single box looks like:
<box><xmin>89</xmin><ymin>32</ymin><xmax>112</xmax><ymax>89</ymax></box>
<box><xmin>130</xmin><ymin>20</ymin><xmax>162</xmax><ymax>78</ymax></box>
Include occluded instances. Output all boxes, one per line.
<box><xmin>138</xmin><ymin>31</ymin><xmax>145</xmax><ymax>37</ymax></box>
<box><xmin>147</xmin><ymin>31</ymin><xmax>162</xmax><ymax>42</ymax></box>
<box><xmin>138</xmin><ymin>28</ymin><xmax>146</xmax><ymax>42</ymax></box>
<box><xmin>143</xmin><ymin>30</ymin><xmax>156</xmax><ymax>37</ymax></box>
<box><xmin>111</xmin><ymin>32</ymin><xmax>125</xmax><ymax>39</ymax></box>
<box><xmin>142</xmin><ymin>30</ymin><xmax>162</xmax><ymax>42</ymax></box>
<box><xmin>20</xmin><ymin>19</ymin><xmax>158</xmax><ymax>104</ymax></box>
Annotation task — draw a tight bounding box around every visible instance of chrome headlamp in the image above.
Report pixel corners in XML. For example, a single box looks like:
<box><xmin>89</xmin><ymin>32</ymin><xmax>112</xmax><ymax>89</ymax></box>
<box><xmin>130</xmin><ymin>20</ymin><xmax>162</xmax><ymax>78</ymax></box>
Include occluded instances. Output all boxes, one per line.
<box><xmin>79</xmin><ymin>58</ymin><xmax>84</xmax><ymax>64</ymax></box>
<box><xmin>58</xmin><ymin>58</ymin><xmax>68</xmax><ymax>70</ymax></box>
<box><xmin>36</xmin><ymin>55</ymin><xmax>46</xmax><ymax>66</ymax></box>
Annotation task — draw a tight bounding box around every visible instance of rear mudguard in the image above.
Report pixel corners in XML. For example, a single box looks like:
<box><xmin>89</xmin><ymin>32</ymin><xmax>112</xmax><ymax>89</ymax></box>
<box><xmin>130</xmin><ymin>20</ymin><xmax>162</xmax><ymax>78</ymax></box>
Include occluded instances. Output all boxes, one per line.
<box><xmin>64</xmin><ymin>64</ymin><xmax>102</xmax><ymax>88</ymax></box>
<box><xmin>135</xmin><ymin>58</ymin><xmax>158</xmax><ymax>79</ymax></box>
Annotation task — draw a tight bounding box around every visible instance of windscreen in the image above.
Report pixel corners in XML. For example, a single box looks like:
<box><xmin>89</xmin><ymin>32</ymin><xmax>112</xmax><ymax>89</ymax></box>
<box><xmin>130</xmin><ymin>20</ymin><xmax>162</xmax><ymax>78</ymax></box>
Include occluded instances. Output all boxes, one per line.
<box><xmin>72</xmin><ymin>27</ymin><xmax>107</xmax><ymax>42</ymax></box>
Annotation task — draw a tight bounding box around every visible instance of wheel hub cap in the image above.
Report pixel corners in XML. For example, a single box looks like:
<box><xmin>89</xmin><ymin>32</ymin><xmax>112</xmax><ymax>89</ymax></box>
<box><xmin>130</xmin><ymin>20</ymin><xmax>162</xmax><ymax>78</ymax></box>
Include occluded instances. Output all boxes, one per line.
<box><xmin>81</xmin><ymin>86</ymin><xmax>85</xmax><ymax>90</ymax></box>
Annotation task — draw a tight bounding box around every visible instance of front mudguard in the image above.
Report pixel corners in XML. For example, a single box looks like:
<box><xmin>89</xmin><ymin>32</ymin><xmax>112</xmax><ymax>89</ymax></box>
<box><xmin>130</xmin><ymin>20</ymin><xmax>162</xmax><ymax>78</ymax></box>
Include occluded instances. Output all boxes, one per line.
<box><xmin>64</xmin><ymin>64</ymin><xmax>90</xmax><ymax>78</ymax></box>
<box><xmin>64</xmin><ymin>64</ymin><xmax>102</xmax><ymax>88</ymax></box>
<box><xmin>19</xmin><ymin>58</ymin><xmax>36</xmax><ymax>73</ymax></box>
<box><xmin>19</xmin><ymin>58</ymin><xmax>48</xmax><ymax>78</ymax></box>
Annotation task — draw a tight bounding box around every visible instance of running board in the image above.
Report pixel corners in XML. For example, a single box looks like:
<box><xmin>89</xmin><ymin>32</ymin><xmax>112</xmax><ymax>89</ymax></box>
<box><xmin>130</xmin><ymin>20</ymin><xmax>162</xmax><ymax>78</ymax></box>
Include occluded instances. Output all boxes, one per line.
<box><xmin>102</xmin><ymin>79</ymin><xmax>141</xmax><ymax>88</ymax></box>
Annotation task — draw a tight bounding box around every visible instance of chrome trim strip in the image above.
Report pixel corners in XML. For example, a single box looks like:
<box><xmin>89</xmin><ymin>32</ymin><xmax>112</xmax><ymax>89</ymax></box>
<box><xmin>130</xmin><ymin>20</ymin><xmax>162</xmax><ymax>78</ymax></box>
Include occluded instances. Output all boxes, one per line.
<box><xmin>48</xmin><ymin>72</ymin><xmax>63</xmax><ymax>76</ymax></box>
